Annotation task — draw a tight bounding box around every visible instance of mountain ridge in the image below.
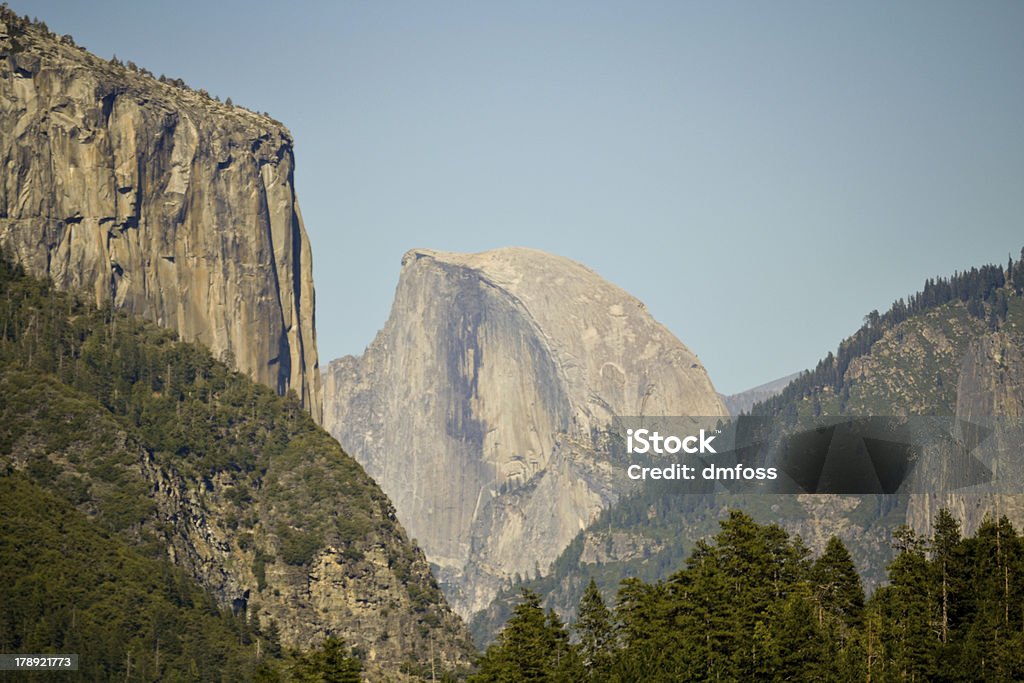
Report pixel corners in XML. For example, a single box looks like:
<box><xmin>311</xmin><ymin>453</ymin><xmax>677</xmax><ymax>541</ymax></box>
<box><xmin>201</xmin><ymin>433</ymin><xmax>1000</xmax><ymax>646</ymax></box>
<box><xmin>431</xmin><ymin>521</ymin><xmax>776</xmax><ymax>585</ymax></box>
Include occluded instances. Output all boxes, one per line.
<box><xmin>720</xmin><ymin>371</ymin><xmax>801</xmax><ymax>416</ymax></box>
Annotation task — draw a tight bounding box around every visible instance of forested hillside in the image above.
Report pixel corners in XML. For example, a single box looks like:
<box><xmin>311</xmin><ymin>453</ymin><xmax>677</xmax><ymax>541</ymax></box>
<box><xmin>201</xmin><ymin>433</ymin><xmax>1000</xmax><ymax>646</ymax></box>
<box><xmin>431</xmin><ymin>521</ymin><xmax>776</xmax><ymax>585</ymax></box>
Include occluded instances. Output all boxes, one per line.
<box><xmin>0</xmin><ymin>251</ymin><xmax>473</xmax><ymax>680</ymax></box>
<box><xmin>752</xmin><ymin>252</ymin><xmax>1024</xmax><ymax>419</ymax></box>
<box><xmin>0</xmin><ymin>474</ymin><xmax>283</xmax><ymax>680</ymax></box>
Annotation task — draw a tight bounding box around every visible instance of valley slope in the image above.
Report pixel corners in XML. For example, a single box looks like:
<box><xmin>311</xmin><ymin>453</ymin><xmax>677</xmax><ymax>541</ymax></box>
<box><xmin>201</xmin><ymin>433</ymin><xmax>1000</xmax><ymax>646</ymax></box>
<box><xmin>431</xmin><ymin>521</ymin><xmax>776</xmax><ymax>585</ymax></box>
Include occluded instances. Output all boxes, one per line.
<box><xmin>0</xmin><ymin>252</ymin><xmax>474</xmax><ymax>678</ymax></box>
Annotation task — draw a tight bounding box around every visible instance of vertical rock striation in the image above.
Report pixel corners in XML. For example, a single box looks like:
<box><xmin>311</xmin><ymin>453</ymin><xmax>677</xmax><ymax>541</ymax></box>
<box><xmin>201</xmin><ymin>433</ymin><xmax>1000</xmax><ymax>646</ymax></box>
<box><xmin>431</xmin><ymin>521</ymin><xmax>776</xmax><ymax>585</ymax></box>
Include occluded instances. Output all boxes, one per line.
<box><xmin>906</xmin><ymin>330</ymin><xmax>1024</xmax><ymax>536</ymax></box>
<box><xmin>0</xmin><ymin>14</ymin><xmax>321</xmax><ymax>419</ymax></box>
<box><xmin>324</xmin><ymin>247</ymin><xmax>726</xmax><ymax>615</ymax></box>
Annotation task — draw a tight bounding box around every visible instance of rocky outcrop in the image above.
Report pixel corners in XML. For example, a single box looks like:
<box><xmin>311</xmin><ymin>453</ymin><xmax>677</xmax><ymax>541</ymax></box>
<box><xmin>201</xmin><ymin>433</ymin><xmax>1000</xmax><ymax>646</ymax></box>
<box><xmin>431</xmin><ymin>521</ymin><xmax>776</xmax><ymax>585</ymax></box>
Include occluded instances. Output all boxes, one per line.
<box><xmin>906</xmin><ymin>330</ymin><xmax>1024</xmax><ymax>537</ymax></box>
<box><xmin>133</xmin><ymin>441</ymin><xmax>474</xmax><ymax>678</ymax></box>
<box><xmin>0</xmin><ymin>13</ymin><xmax>321</xmax><ymax>419</ymax></box>
<box><xmin>324</xmin><ymin>247</ymin><xmax>726</xmax><ymax>616</ymax></box>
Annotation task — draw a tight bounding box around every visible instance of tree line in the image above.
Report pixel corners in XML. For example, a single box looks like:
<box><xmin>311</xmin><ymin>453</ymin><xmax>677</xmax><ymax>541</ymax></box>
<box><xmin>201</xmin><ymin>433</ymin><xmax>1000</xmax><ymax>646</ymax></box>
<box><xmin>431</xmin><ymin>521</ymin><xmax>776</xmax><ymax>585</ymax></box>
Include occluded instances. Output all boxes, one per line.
<box><xmin>473</xmin><ymin>510</ymin><xmax>1024</xmax><ymax>682</ymax></box>
<box><xmin>752</xmin><ymin>249</ymin><xmax>1023</xmax><ymax>420</ymax></box>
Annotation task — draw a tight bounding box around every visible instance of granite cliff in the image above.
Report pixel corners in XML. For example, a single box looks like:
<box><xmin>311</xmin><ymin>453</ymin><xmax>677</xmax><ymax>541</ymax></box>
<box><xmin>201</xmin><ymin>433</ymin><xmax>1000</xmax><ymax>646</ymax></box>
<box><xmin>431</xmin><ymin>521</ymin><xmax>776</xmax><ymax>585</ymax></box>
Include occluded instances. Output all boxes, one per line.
<box><xmin>323</xmin><ymin>247</ymin><xmax>726</xmax><ymax>616</ymax></box>
<box><xmin>0</xmin><ymin>11</ymin><xmax>320</xmax><ymax>419</ymax></box>
<box><xmin>839</xmin><ymin>301</ymin><xmax>1024</xmax><ymax>539</ymax></box>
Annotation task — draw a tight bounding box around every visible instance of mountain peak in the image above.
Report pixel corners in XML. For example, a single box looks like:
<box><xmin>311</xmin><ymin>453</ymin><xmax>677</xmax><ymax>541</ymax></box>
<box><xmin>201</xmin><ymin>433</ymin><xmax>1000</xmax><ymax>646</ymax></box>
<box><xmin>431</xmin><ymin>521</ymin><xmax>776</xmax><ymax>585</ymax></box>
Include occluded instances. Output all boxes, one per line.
<box><xmin>325</xmin><ymin>247</ymin><xmax>725</xmax><ymax>616</ymax></box>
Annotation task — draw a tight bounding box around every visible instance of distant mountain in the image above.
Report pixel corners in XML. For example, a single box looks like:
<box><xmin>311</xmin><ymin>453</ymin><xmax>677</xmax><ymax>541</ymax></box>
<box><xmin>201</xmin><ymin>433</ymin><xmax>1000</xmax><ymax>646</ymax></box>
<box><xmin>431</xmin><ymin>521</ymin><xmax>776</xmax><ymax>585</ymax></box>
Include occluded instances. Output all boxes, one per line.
<box><xmin>323</xmin><ymin>247</ymin><xmax>726</xmax><ymax>617</ymax></box>
<box><xmin>0</xmin><ymin>251</ymin><xmax>473</xmax><ymax>679</ymax></box>
<box><xmin>0</xmin><ymin>8</ymin><xmax>320</xmax><ymax>419</ymax></box>
<box><xmin>472</xmin><ymin>249</ymin><xmax>1024</xmax><ymax>645</ymax></box>
<box><xmin>720</xmin><ymin>372</ymin><xmax>801</xmax><ymax>416</ymax></box>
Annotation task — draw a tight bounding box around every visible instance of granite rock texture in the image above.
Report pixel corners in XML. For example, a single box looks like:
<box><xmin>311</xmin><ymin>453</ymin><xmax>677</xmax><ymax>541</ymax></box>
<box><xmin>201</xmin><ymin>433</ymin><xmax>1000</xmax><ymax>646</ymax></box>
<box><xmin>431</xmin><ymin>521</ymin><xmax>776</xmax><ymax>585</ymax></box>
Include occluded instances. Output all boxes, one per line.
<box><xmin>324</xmin><ymin>247</ymin><xmax>726</xmax><ymax>615</ymax></box>
<box><xmin>0</xmin><ymin>16</ymin><xmax>321</xmax><ymax>419</ymax></box>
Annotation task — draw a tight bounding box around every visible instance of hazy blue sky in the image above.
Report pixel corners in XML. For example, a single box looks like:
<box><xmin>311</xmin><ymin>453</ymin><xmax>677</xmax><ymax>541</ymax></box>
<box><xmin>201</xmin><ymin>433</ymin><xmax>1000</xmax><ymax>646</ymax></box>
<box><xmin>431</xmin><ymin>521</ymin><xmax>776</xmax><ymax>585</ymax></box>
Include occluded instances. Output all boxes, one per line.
<box><xmin>16</xmin><ymin>1</ymin><xmax>1024</xmax><ymax>394</ymax></box>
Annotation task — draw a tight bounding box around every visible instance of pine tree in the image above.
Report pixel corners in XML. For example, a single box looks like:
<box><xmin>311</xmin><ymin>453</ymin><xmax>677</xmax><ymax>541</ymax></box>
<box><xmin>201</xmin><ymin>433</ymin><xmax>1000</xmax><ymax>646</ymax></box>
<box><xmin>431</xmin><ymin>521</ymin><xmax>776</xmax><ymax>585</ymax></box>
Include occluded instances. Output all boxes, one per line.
<box><xmin>873</xmin><ymin>525</ymin><xmax>937</xmax><ymax>680</ymax></box>
<box><xmin>574</xmin><ymin>579</ymin><xmax>614</xmax><ymax>680</ymax></box>
<box><xmin>289</xmin><ymin>637</ymin><xmax>361</xmax><ymax>683</ymax></box>
<box><xmin>264</xmin><ymin>620</ymin><xmax>282</xmax><ymax>657</ymax></box>
<box><xmin>772</xmin><ymin>586</ymin><xmax>828</xmax><ymax>681</ymax></box>
<box><xmin>545</xmin><ymin>609</ymin><xmax>584</xmax><ymax>682</ymax></box>
<box><xmin>958</xmin><ymin>515</ymin><xmax>1024</xmax><ymax>681</ymax></box>
<box><xmin>1015</xmin><ymin>247</ymin><xmax>1024</xmax><ymax>293</ymax></box>
<box><xmin>496</xmin><ymin>589</ymin><xmax>549</xmax><ymax>681</ymax></box>
<box><xmin>613</xmin><ymin>577</ymin><xmax>680</xmax><ymax>679</ymax></box>
<box><xmin>472</xmin><ymin>589</ymin><xmax>580</xmax><ymax>682</ymax></box>
<box><xmin>930</xmin><ymin>509</ymin><xmax>962</xmax><ymax>646</ymax></box>
<box><xmin>802</xmin><ymin>538</ymin><xmax>864</xmax><ymax>680</ymax></box>
<box><xmin>811</xmin><ymin>536</ymin><xmax>864</xmax><ymax>630</ymax></box>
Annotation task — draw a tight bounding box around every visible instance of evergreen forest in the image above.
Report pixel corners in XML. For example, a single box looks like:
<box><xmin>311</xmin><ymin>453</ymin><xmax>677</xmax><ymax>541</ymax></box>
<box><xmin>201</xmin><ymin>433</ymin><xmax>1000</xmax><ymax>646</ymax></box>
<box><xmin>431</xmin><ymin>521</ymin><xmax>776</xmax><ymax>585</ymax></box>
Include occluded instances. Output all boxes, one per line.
<box><xmin>472</xmin><ymin>510</ymin><xmax>1024</xmax><ymax>682</ymax></box>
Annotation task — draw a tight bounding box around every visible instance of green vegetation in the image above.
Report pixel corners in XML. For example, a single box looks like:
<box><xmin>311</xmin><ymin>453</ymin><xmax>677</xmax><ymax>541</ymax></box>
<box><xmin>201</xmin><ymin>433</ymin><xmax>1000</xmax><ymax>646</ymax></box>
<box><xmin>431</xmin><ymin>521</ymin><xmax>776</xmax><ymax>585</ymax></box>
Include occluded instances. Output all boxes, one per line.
<box><xmin>471</xmin><ymin>491</ymin><xmax>903</xmax><ymax>646</ymax></box>
<box><xmin>282</xmin><ymin>638</ymin><xmax>362</xmax><ymax>683</ymax></box>
<box><xmin>0</xmin><ymin>249</ymin><xmax>463</xmax><ymax>678</ymax></box>
<box><xmin>0</xmin><ymin>474</ymin><xmax>382</xmax><ymax>682</ymax></box>
<box><xmin>0</xmin><ymin>474</ymin><xmax>279</xmax><ymax>681</ymax></box>
<box><xmin>471</xmin><ymin>590</ymin><xmax>581</xmax><ymax>682</ymax></box>
<box><xmin>475</xmin><ymin>249</ymin><xmax>1024</xmax><ymax>648</ymax></box>
<box><xmin>0</xmin><ymin>247</ymin><xmax>399</xmax><ymax>569</ymax></box>
<box><xmin>474</xmin><ymin>511</ymin><xmax>1024</xmax><ymax>682</ymax></box>
<box><xmin>753</xmin><ymin>250</ymin><xmax>1023</xmax><ymax>419</ymax></box>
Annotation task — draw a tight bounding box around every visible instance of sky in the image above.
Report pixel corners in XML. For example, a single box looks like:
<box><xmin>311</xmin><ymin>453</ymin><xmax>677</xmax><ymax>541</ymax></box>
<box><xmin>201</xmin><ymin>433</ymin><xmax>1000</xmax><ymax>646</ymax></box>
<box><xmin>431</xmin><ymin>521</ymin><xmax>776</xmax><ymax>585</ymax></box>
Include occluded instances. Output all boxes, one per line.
<box><xmin>14</xmin><ymin>1</ymin><xmax>1024</xmax><ymax>394</ymax></box>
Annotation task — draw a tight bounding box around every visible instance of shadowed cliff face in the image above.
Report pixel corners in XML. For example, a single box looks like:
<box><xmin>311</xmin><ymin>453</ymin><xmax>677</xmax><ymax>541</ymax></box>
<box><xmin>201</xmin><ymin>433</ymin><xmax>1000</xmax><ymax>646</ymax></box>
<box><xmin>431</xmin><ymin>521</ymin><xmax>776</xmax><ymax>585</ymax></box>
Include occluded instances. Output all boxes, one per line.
<box><xmin>324</xmin><ymin>247</ymin><xmax>726</xmax><ymax>616</ymax></box>
<box><xmin>0</xmin><ymin>17</ymin><xmax>321</xmax><ymax>420</ymax></box>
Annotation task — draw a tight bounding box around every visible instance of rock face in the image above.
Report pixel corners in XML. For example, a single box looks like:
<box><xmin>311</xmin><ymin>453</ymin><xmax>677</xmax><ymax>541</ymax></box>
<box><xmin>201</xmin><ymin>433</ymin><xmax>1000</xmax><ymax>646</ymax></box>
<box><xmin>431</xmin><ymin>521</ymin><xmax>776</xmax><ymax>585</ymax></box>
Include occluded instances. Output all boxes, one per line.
<box><xmin>906</xmin><ymin>330</ymin><xmax>1024</xmax><ymax>537</ymax></box>
<box><xmin>323</xmin><ymin>247</ymin><xmax>726</xmax><ymax>615</ymax></box>
<box><xmin>0</xmin><ymin>14</ymin><xmax>321</xmax><ymax>419</ymax></box>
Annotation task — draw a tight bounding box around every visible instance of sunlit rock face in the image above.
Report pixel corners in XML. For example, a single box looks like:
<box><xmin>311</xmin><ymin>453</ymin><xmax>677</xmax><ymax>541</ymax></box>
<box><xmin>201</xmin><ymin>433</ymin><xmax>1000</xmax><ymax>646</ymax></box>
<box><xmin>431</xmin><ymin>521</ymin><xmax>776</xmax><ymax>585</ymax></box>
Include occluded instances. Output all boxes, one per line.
<box><xmin>324</xmin><ymin>247</ymin><xmax>726</xmax><ymax>615</ymax></box>
<box><xmin>0</xmin><ymin>21</ymin><xmax>321</xmax><ymax>419</ymax></box>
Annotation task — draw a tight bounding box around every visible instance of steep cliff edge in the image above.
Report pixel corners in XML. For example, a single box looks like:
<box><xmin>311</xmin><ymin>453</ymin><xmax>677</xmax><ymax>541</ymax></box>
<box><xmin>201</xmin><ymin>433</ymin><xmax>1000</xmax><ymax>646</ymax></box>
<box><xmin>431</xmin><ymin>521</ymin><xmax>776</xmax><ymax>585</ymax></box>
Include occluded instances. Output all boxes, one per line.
<box><xmin>323</xmin><ymin>247</ymin><xmax>725</xmax><ymax>616</ymax></box>
<box><xmin>0</xmin><ymin>11</ymin><xmax>320</xmax><ymax>419</ymax></box>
